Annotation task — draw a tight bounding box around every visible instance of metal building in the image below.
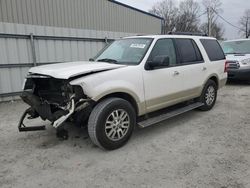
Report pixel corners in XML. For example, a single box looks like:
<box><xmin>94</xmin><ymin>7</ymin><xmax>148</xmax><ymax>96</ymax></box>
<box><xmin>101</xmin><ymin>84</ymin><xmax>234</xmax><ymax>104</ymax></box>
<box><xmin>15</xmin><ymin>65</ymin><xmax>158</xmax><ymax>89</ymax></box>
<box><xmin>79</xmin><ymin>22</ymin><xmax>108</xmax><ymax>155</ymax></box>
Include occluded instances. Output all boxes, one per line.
<box><xmin>0</xmin><ymin>0</ymin><xmax>163</xmax><ymax>101</ymax></box>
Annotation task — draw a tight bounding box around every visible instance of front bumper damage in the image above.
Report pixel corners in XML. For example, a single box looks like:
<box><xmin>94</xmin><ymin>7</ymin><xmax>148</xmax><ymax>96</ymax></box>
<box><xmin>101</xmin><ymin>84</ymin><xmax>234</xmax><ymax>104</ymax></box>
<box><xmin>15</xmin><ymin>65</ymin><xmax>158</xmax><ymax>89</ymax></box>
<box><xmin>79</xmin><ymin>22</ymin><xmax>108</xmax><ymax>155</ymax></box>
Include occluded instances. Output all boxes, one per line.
<box><xmin>18</xmin><ymin>91</ymin><xmax>75</xmax><ymax>133</ymax></box>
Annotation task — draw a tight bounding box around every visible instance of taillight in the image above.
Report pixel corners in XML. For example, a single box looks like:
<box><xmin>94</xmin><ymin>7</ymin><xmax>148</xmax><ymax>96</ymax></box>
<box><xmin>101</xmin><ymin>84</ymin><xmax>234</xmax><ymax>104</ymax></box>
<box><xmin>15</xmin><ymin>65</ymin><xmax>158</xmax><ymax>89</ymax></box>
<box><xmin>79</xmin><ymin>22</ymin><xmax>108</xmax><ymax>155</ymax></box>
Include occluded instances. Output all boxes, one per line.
<box><xmin>224</xmin><ymin>61</ymin><xmax>230</xmax><ymax>72</ymax></box>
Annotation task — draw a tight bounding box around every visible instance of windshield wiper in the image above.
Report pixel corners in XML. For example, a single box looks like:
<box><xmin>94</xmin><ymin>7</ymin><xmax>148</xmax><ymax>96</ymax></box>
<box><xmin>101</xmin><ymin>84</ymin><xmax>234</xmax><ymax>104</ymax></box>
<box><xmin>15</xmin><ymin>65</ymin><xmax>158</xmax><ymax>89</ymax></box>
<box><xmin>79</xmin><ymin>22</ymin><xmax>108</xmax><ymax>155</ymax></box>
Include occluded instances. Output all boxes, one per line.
<box><xmin>97</xmin><ymin>58</ymin><xmax>118</xmax><ymax>63</ymax></box>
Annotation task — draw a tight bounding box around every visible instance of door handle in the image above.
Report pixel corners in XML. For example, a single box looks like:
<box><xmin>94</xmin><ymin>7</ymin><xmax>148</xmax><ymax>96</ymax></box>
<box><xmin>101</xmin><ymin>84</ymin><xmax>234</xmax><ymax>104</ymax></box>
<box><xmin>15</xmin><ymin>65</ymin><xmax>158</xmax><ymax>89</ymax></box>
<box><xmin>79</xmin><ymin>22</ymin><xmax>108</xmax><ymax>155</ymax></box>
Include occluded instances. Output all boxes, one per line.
<box><xmin>202</xmin><ymin>67</ymin><xmax>207</xmax><ymax>71</ymax></box>
<box><xmin>173</xmin><ymin>71</ymin><xmax>180</xmax><ymax>76</ymax></box>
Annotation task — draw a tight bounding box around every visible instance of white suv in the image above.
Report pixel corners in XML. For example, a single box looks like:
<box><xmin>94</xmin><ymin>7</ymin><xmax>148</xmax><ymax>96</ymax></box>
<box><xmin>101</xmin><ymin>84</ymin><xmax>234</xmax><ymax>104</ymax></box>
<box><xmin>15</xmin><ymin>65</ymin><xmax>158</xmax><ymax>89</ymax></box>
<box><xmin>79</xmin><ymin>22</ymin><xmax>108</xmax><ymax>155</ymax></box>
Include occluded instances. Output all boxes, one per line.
<box><xmin>19</xmin><ymin>34</ymin><xmax>227</xmax><ymax>150</ymax></box>
<box><xmin>221</xmin><ymin>39</ymin><xmax>250</xmax><ymax>81</ymax></box>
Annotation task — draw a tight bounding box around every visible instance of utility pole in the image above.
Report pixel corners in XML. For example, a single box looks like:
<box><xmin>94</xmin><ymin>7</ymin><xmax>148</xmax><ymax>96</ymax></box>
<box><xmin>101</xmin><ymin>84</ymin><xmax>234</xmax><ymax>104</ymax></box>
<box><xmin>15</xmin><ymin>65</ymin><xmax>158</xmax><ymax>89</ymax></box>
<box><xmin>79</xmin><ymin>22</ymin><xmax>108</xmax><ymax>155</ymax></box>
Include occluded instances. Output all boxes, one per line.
<box><xmin>207</xmin><ymin>6</ymin><xmax>212</xmax><ymax>36</ymax></box>
<box><xmin>246</xmin><ymin>17</ymin><xmax>249</xmax><ymax>38</ymax></box>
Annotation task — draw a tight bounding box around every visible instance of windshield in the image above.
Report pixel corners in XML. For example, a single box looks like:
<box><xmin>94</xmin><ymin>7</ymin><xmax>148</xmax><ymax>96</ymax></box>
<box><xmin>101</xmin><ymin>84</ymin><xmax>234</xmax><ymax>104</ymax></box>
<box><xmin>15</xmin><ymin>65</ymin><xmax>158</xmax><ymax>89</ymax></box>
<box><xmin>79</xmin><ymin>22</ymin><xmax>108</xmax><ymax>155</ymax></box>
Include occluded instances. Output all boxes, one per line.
<box><xmin>221</xmin><ymin>40</ymin><xmax>250</xmax><ymax>54</ymax></box>
<box><xmin>95</xmin><ymin>38</ymin><xmax>153</xmax><ymax>65</ymax></box>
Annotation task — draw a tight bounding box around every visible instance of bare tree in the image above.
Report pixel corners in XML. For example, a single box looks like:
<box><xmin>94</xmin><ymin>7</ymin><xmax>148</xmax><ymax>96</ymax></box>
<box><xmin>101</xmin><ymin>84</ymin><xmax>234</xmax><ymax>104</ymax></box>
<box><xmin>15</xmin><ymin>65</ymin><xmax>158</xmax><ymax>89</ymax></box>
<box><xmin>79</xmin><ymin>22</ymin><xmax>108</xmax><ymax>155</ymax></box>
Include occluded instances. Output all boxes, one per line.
<box><xmin>201</xmin><ymin>0</ymin><xmax>224</xmax><ymax>38</ymax></box>
<box><xmin>239</xmin><ymin>9</ymin><xmax>250</xmax><ymax>38</ymax></box>
<box><xmin>149</xmin><ymin>0</ymin><xmax>202</xmax><ymax>33</ymax></box>
<box><xmin>149</xmin><ymin>0</ymin><xmax>178</xmax><ymax>33</ymax></box>
<box><xmin>203</xmin><ymin>0</ymin><xmax>222</xmax><ymax>19</ymax></box>
<box><xmin>200</xmin><ymin>22</ymin><xmax>224</xmax><ymax>40</ymax></box>
<box><xmin>149</xmin><ymin>0</ymin><xmax>224</xmax><ymax>38</ymax></box>
<box><xmin>175</xmin><ymin>0</ymin><xmax>201</xmax><ymax>32</ymax></box>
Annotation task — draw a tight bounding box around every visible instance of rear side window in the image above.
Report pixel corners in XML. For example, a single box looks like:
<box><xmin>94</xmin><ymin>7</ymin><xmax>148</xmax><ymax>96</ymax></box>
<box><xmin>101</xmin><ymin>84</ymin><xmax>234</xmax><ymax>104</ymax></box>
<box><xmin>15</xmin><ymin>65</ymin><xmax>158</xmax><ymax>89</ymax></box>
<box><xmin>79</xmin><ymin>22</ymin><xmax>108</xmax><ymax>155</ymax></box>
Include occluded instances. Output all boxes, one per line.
<box><xmin>200</xmin><ymin>39</ymin><xmax>225</xmax><ymax>61</ymax></box>
<box><xmin>175</xmin><ymin>39</ymin><xmax>203</xmax><ymax>64</ymax></box>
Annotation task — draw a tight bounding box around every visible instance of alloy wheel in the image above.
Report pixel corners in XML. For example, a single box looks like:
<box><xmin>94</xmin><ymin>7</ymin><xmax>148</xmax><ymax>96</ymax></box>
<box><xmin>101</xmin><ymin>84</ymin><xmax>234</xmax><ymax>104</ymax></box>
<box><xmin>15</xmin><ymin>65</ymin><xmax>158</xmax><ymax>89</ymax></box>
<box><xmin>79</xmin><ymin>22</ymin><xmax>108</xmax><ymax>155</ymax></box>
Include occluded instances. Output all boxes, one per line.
<box><xmin>105</xmin><ymin>109</ymin><xmax>130</xmax><ymax>141</ymax></box>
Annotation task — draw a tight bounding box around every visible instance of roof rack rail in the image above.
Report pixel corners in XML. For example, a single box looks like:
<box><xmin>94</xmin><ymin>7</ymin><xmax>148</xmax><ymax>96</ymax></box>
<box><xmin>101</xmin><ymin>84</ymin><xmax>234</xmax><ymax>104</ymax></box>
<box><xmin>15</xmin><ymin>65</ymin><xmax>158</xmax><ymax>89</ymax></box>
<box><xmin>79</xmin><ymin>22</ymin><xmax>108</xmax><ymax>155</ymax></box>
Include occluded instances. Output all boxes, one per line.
<box><xmin>167</xmin><ymin>32</ymin><xmax>208</xmax><ymax>36</ymax></box>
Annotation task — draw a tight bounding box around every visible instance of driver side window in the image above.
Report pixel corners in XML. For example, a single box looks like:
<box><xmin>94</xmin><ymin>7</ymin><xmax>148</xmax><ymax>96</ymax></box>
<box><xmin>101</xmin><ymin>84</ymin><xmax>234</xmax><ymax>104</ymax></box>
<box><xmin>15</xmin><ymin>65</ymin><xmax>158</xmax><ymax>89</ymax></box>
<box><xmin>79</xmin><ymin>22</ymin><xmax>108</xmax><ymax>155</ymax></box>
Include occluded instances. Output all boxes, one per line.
<box><xmin>148</xmin><ymin>39</ymin><xmax>177</xmax><ymax>66</ymax></box>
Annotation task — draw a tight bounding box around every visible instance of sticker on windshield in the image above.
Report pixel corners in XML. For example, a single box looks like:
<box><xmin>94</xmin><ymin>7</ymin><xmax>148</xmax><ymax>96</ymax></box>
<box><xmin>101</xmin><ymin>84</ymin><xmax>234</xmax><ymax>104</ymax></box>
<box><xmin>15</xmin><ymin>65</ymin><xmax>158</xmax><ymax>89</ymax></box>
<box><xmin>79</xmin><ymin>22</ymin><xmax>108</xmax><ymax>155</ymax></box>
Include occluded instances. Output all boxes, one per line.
<box><xmin>130</xmin><ymin>44</ymin><xmax>146</xmax><ymax>49</ymax></box>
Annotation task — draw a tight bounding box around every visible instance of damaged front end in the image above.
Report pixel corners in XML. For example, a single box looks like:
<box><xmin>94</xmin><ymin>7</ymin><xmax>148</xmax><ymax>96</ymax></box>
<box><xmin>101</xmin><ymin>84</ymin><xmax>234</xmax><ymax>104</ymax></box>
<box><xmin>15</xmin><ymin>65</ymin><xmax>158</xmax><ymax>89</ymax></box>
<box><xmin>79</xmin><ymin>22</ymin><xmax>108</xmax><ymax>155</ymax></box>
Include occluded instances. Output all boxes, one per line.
<box><xmin>19</xmin><ymin>74</ymin><xmax>90</xmax><ymax>136</ymax></box>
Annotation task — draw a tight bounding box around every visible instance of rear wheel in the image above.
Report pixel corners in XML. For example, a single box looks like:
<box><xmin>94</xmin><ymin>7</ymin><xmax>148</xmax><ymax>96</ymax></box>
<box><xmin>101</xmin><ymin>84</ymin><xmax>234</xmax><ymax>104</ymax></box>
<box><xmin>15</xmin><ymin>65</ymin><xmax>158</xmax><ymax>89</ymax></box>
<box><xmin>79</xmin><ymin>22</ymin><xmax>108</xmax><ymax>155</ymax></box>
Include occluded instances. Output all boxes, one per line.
<box><xmin>88</xmin><ymin>98</ymin><xmax>136</xmax><ymax>150</ymax></box>
<box><xmin>198</xmin><ymin>79</ymin><xmax>217</xmax><ymax>111</ymax></box>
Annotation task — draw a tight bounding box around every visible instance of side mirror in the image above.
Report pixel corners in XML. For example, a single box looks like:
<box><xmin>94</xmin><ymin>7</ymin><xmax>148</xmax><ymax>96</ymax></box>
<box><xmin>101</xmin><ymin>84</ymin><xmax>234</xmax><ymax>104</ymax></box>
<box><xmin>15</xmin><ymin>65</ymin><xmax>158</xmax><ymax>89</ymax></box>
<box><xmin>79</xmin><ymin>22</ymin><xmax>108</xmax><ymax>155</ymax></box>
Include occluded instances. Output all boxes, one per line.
<box><xmin>146</xmin><ymin>55</ymin><xmax>170</xmax><ymax>70</ymax></box>
<box><xmin>89</xmin><ymin>58</ymin><xmax>95</xmax><ymax>61</ymax></box>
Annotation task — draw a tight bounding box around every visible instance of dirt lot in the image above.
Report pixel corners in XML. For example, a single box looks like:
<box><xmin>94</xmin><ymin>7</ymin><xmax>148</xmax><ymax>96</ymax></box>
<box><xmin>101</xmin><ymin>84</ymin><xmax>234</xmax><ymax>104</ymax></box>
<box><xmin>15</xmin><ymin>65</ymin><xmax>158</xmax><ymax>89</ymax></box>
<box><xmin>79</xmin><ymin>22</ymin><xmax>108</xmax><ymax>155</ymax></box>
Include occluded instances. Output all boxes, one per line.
<box><xmin>0</xmin><ymin>83</ymin><xmax>250</xmax><ymax>188</ymax></box>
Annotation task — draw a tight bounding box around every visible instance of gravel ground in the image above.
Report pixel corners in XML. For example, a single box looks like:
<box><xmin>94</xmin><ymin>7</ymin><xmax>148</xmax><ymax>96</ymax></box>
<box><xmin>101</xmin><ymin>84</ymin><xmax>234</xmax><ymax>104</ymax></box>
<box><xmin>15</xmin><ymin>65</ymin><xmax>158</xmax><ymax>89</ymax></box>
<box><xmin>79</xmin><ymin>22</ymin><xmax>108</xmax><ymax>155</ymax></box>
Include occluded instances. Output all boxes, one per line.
<box><xmin>0</xmin><ymin>83</ymin><xmax>250</xmax><ymax>188</ymax></box>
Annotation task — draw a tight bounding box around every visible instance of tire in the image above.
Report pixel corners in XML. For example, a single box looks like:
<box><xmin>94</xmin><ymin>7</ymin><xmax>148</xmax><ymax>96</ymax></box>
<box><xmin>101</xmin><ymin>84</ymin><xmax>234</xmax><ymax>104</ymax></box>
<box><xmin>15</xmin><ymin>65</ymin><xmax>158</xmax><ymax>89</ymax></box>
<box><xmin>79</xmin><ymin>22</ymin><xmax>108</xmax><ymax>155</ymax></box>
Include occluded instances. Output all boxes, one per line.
<box><xmin>88</xmin><ymin>97</ymin><xmax>136</xmax><ymax>150</ymax></box>
<box><xmin>197</xmin><ymin>79</ymin><xmax>218</xmax><ymax>111</ymax></box>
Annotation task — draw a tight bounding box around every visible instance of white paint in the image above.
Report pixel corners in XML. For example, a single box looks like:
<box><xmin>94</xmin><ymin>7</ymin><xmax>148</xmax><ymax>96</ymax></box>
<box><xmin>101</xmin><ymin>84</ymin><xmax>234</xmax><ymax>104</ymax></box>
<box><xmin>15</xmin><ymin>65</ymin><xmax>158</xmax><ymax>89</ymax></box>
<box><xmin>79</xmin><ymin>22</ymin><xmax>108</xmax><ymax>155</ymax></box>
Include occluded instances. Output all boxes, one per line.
<box><xmin>59</xmin><ymin>35</ymin><xmax>226</xmax><ymax>115</ymax></box>
<box><xmin>29</xmin><ymin>61</ymin><xmax>126</xmax><ymax>79</ymax></box>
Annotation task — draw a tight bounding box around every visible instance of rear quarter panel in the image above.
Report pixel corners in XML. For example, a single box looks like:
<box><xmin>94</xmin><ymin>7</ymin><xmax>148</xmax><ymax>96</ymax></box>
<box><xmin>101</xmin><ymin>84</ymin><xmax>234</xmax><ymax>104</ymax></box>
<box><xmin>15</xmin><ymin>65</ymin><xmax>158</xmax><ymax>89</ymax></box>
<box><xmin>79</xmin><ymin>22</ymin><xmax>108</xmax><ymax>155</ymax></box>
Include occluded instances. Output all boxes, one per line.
<box><xmin>194</xmin><ymin>38</ymin><xmax>227</xmax><ymax>89</ymax></box>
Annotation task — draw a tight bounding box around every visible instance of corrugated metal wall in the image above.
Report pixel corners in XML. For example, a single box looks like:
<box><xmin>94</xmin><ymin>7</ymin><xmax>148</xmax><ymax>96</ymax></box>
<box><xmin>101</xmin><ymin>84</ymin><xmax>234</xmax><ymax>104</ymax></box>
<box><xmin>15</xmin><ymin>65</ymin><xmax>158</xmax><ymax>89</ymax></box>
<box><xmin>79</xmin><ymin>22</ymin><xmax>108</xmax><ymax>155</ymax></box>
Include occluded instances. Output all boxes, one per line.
<box><xmin>0</xmin><ymin>0</ymin><xmax>162</xmax><ymax>34</ymax></box>
<box><xmin>0</xmin><ymin>22</ymin><xmax>137</xmax><ymax>101</ymax></box>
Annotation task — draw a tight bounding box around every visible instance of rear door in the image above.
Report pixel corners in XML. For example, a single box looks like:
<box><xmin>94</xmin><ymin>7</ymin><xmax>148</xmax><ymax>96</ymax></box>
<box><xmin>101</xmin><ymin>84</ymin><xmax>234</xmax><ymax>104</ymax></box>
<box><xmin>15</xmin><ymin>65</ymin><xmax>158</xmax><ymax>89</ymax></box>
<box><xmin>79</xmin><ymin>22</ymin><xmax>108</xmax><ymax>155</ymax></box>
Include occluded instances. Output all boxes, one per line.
<box><xmin>174</xmin><ymin>38</ymin><xmax>207</xmax><ymax>93</ymax></box>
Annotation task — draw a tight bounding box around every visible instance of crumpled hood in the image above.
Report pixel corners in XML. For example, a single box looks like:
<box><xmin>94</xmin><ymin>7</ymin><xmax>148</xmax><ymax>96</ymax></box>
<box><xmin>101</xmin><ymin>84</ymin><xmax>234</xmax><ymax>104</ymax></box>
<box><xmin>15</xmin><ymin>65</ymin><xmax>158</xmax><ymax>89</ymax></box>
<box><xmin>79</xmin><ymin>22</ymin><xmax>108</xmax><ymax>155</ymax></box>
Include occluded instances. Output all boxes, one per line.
<box><xmin>226</xmin><ymin>54</ymin><xmax>250</xmax><ymax>62</ymax></box>
<box><xmin>29</xmin><ymin>61</ymin><xmax>126</xmax><ymax>79</ymax></box>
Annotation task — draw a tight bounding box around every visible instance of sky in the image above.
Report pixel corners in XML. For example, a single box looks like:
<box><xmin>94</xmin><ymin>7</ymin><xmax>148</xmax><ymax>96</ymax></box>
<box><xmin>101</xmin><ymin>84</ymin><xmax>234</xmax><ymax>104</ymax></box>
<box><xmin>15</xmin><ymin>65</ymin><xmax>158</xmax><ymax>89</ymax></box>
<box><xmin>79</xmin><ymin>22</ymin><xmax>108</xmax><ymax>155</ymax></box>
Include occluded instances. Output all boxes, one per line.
<box><xmin>117</xmin><ymin>0</ymin><xmax>249</xmax><ymax>39</ymax></box>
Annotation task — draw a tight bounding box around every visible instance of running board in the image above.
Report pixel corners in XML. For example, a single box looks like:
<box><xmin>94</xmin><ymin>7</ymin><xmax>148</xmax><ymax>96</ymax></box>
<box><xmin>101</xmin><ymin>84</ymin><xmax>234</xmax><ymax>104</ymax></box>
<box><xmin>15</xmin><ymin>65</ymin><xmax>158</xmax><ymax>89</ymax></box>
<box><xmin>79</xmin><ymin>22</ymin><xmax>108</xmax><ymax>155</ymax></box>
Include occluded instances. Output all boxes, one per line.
<box><xmin>138</xmin><ymin>102</ymin><xmax>204</xmax><ymax>128</ymax></box>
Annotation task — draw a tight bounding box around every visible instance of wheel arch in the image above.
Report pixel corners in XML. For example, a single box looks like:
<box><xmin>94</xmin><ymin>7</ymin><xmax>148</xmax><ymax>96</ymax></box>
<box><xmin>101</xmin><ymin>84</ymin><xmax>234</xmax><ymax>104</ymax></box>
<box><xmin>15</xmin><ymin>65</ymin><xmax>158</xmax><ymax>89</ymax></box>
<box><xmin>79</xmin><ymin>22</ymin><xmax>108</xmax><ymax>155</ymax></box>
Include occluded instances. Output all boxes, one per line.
<box><xmin>209</xmin><ymin>76</ymin><xmax>219</xmax><ymax>89</ymax></box>
<box><xmin>96</xmin><ymin>92</ymin><xmax>140</xmax><ymax>116</ymax></box>
<box><xmin>204</xmin><ymin>74</ymin><xmax>219</xmax><ymax>89</ymax></box>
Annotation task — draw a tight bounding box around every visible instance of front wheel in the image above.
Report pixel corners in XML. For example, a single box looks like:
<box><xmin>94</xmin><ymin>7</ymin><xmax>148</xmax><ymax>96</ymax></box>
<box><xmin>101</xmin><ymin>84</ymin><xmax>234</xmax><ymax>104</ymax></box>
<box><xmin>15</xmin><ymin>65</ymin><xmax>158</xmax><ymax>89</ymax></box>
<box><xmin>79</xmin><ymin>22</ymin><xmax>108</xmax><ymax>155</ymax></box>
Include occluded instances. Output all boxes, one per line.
<box><xmin>197</xmin><ymin>80</ymin><xmax>217</xmax><ymax>111</ymax></box>
<box><xmin>88</xmin><ymin>98</ymin><xmax>136</xmax><ymax>150</ymax></box>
